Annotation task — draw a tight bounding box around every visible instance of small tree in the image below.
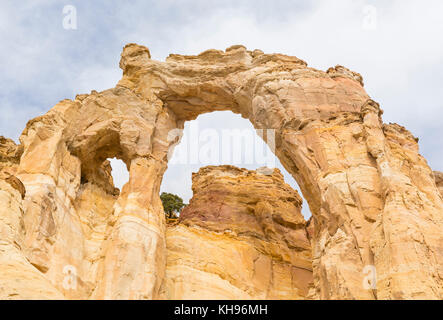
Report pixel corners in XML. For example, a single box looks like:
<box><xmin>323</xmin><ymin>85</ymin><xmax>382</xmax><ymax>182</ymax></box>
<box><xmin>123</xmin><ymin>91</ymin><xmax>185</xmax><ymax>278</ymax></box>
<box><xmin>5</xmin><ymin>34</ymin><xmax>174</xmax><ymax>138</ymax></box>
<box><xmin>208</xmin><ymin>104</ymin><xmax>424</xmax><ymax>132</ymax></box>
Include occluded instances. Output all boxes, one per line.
<box><xmin>160</xmin><ymin>192</ymin><xmax>185</xmax><ymax>219</ymax></box>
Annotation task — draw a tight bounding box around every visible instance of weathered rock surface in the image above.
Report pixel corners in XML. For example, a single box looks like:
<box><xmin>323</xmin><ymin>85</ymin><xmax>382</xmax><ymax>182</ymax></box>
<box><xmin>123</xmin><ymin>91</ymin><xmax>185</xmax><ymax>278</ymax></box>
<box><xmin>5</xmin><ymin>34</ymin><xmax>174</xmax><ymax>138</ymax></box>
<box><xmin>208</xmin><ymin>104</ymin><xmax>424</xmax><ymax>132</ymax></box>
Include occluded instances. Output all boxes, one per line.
<box><xmin>15</xmin><ymin>88</ymin><xmax>180</xmax><ymax>299</ymax></box>
<box><xmin>0</xmin><ymin>138</ymin><xmax>63</xmax><ymax>299</ymax></box>
<box><xmin>161</xmin><ymin>166</ymin><xmax>313</xmax><ymax>299</ymax></box>
<box><xmin>0</xmin><ymin>136</ymin><xmax>23</xmax><ymax>172</ymax></box>
<box><xmin>0</xmin><ymin>43</ymin><xmax>442</xmax><ymax>299</ymax></box>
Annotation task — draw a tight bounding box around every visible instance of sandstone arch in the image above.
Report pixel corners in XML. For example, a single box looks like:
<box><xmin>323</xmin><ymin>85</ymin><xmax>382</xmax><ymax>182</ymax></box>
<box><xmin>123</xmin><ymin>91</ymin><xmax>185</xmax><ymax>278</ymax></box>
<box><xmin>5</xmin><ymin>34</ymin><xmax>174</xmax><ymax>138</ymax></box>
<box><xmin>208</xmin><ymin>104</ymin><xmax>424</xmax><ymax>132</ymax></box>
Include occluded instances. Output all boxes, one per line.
<box><xmin>162</xmin><ymin>165</ymin><xmax>313</xmax><ymax>299</ymax></box>
<box><xmin>4</xmin><ymin>44</ymin><xmax>443</xmax><ymax>299</ymax></box>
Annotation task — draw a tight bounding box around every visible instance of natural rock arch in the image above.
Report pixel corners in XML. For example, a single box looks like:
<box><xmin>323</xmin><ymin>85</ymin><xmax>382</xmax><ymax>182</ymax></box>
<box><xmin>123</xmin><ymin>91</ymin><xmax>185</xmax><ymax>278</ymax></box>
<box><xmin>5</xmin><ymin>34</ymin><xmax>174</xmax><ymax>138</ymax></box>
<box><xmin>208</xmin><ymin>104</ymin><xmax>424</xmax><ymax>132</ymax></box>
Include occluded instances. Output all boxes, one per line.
<box><xmin>12</xmin><ymin>44</ymin><xmax>443</xmax><ymax>299</ymax></box>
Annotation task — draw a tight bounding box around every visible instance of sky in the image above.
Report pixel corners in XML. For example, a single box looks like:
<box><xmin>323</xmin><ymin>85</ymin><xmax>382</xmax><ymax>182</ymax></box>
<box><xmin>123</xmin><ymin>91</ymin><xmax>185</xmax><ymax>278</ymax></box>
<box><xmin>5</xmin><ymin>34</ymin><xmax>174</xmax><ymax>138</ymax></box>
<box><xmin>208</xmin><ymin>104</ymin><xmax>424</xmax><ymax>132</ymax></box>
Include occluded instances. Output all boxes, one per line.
<box><xmin>1</xmin><ymin>1</ymin><xmax>442</xmax><ymax>219</ymax></box>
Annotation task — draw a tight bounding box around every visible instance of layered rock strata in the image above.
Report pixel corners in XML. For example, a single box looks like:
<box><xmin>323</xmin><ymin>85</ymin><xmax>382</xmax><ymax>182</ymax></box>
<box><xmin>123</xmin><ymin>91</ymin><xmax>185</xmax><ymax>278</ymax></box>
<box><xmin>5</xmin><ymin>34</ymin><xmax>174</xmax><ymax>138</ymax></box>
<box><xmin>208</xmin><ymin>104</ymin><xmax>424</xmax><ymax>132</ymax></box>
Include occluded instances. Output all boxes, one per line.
<box><xmin>161</xmin><ymin>166</ymin><xmax>313</xmax><ymax>299</ymax></box>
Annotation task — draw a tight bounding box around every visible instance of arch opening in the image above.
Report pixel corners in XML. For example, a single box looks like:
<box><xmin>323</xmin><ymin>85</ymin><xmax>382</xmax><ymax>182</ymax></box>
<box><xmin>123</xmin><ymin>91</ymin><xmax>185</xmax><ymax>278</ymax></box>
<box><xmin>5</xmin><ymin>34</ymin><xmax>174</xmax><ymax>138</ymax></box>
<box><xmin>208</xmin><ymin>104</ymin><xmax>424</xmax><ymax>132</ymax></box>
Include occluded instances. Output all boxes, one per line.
<box><xmin>161</xmin><ymin>110</ymin><xmax>312</xmax><ymax>220</ymax></box>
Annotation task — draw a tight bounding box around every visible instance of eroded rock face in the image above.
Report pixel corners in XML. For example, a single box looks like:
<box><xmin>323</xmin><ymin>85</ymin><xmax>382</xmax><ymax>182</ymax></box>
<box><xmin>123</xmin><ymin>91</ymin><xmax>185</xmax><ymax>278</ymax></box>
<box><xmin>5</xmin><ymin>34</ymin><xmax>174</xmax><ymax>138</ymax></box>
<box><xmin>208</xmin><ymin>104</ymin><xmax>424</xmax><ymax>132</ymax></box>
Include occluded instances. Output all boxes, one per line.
<box><xmin>15</xmin><ymin>88</ymin><xmax>180</xmax><ymax>299</ymax></box>
<box><xmin>0</xmin><ymin>137</ymin><xmax>25</xmax><ymax>198</ymax></box>
<box><xmin>117</xmin><ymin>44</ymin><xmax>443</xmax><ymax>299</ymax></box>
<box><xmin>0</xmin><ymin>136</ymin><xmax>23</xmax><ymax>171</ymax></box>
<box><xmin>161</xmin><ymin>166</ymin><xmax>313</xmax><ymax>299</ymax></box>
<box><xmin>0</xmin><ymin>137</ymin><xmax>63</xmax><ymax>299</ymax></box>
<box><xmin>0</xmin><ymin>43</ymin><xmax>442</xmax><ymax>299</ymax></box>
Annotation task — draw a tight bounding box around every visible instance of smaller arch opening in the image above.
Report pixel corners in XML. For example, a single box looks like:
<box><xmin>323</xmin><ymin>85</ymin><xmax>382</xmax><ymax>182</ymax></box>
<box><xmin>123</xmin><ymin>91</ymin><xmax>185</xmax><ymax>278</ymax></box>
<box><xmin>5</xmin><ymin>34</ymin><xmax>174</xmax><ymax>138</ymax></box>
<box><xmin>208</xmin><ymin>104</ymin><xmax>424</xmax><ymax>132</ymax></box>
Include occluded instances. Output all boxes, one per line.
<box><xmin>109</xmin><ymin>158</ymin><xmax>129</xmax><ymax>192</ymax></box>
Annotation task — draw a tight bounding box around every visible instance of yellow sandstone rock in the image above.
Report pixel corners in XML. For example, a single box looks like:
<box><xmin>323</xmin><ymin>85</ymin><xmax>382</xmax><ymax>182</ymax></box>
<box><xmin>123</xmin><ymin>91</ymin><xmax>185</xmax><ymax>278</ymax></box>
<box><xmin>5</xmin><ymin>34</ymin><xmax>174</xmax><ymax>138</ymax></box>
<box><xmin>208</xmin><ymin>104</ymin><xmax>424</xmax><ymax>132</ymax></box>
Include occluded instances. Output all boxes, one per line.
<box><xmin>161</xmin><ymin>166</ymin><xmax>313</xmax><ymax>299</ymax></box>
<box><xmin>0</xmin><ymin>139</ymin><xmax>64</xmax><ymax>299</ymax></box>
<box><xmin>0</xmin><ymin>44</ymin><xmax>442</xmax><ymax>299</ymax></box>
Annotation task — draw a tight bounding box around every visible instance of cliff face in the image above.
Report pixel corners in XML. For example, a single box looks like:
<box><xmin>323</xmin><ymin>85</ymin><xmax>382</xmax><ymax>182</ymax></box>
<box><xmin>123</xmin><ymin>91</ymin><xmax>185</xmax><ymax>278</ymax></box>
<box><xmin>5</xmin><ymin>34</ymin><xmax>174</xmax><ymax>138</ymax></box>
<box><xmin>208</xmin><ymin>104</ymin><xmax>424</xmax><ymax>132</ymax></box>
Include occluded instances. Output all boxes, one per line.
<box><xmin>0</xmin><ymin>44</ymin><xmax>442</xmax><ymax>300</ymax></box>
<box><xmin>13</xmin><ymin>89</ymin><xmax>179</xmax><ymax>299</ymax></box>
<box><xmin>161</xmin><ymin>166</ymin><xmax>313</xmax><ymax>299</ymax></box>
<box><xmin>0</xmin><ymin>137</ymin><xmax>63</xmax><ymax>299</ymax></box>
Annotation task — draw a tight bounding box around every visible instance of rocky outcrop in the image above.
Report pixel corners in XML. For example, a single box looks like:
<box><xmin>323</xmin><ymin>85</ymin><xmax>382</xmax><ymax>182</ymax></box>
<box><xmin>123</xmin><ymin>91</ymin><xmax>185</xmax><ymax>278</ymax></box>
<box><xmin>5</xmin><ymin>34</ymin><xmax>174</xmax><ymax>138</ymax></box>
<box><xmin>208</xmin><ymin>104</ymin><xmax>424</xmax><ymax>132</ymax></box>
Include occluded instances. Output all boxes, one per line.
<box><xmin>0</xmin><ymin>136</ymin><xmax>23</xmax><ymax>171</ymax></box>
<box><xmin>161</xmin><ymin>166</ymin><xmax>313</xmax><ymax>299</ymax></box>
<box><xmin>0</xmin><ymin>44</ymin><xmax>442</xmax><ymax>299</ymax></box>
